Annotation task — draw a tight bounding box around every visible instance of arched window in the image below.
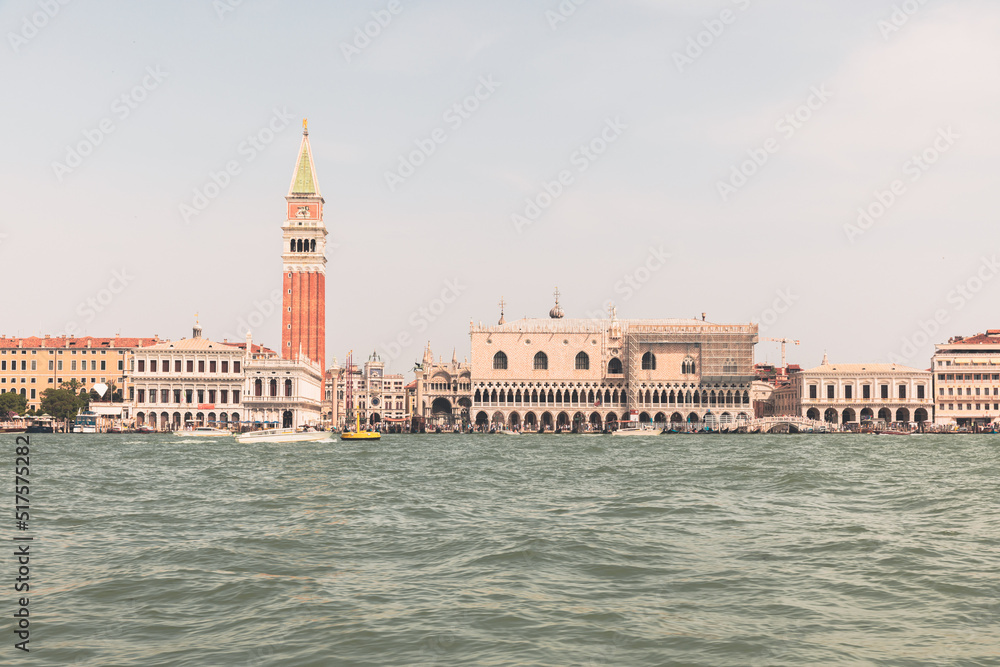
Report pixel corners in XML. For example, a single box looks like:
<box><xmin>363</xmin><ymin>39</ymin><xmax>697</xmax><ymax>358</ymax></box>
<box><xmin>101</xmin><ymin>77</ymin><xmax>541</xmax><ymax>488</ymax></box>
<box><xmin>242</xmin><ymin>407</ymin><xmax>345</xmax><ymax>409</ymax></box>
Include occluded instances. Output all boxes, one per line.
<box><xmin>723</xmin><ymin>358</ymin><xmax>737</xmax><ymax>374</ymax></box>
<box><xmin>608</xmin><ymin>357</ymin><xmax>623</xmax><ymax>374</ymax></box>
<box><xmin>296</xmin><ymin>239</ymin><xmax>303</xmax><ymax>252</ymax></box>
<box><xmin>493</xmin><ymin>351</ymin><xmax>508</xmax><ymax>370</ymax></box>
<box><xmin>254</xmin><ymin>379</ymin><xmax>262</xmax><ymax>396</ymax></box>
<box><xmin>575</xmin><ymin>352</ymin><xmax>589</xmax><ymax>370</ymax></box>
<box><xmin>289</xmin><ymin>239</ymin><xmax>295</xmax><ymax>252</ymax></box>
<box><xmin>682</xmin><ymin>357</ymin><xmax>696</xmax><ymax>374</ymax></box>
<box><xmin>534</xmin><ymin>352</ymin><xmax>548</xmax><ymax>370</ymax></box>
<box><xmin>310</xmin><ymin>239</ymin><xmax>316</xmax><ymax>252</ymax></box>
<box><xmin>284</xmin><ymin>379</ymin><xmax>292</xmax><ymax>397</ymax></box>
<box><xmin>269</xmin><ymin>379</ymin><xmax>278</xmax><ymax>397</ymax></box>
<box><xmin>642</xmin><ymin>352</ymin><xmax>656</xmax><ymax>370</ymax></box>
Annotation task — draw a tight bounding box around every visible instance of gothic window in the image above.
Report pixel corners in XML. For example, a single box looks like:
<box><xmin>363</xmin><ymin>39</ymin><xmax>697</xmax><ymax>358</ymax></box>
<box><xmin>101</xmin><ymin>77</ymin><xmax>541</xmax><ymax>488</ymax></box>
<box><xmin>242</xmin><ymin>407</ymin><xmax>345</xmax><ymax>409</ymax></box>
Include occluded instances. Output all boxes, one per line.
<box><xmin>534</xmin><ymin>352</ymin><xmax>548</xmax><ymax>370</ymax></box>
<box><xmin>575</xmin><ymin>352</ymin><xmax>589</xmax><ymax>370</ymax></box>
<box><xmin>642</xmin><ymin>352</ymin><xmax>656</xmax><ymax>370</ymax></box>
<box><xmin>493</xmin><ymin>351</ymin><xmax>508</xmax><ymax>370</ymax></box>
<box><xmin>723</xmin><ymin>358</ymin><xmax>737</xmax><ymax>374</ymax></box>
<box><xmin>608</xmin><ymin>357</ymin><xmax>623</xmax><ymax>374</ymax></box>
<box><xmin>681</xmin><ymin>357</ymin><xmax>696</xmax><ymax>374</ymax></box>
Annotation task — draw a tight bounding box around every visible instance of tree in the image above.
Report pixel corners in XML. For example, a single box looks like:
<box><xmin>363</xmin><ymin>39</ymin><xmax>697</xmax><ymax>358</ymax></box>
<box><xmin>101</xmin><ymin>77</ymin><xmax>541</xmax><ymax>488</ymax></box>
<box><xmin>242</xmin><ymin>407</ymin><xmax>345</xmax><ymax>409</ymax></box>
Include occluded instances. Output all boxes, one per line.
<box><xmin>40</xmin><ymin>389</ymin><xmax>84</xmax><ymax>421</ymax></box>
<box><xmin>60</xmin><ymin>379</ymin><xmax>81</xmax><ymax>392</ymax></box>
<box><xmin>0</xmin><ymin>392</ymin><xmax>27</xmax><ymax>419</ymax></box>
<box><xmin>78</xmin><ymin>388</ymin><xmax>90</xmax><ymax>412</ymax></box>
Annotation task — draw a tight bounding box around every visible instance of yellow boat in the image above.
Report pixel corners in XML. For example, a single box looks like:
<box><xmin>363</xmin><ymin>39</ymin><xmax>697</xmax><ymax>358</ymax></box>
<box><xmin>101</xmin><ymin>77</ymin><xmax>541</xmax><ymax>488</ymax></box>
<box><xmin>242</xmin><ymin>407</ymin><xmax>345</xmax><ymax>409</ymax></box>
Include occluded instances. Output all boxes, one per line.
<box><xmin>340</xmin><ymin>350</ymin><xmax>381</xmax><ymax>441</ymax></box>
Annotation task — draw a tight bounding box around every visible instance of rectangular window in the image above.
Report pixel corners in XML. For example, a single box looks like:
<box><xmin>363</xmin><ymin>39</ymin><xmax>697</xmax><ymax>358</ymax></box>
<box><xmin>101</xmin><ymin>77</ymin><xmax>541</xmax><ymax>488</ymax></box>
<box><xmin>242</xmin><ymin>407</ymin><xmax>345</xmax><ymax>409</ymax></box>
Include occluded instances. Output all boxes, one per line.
<box><xmin>809</xmin><ymin>385</ymin><xmax>817</xmax><ymax>399</ymax></box>
<box><xmin>898</xmin><ymin>385</ymin><xmax>906</xmax><ymax>399</ymax></box>
<box><xmin>197</xmin><ymin>390</ymin><xmax>204</xmax><ymax>404</ymax></box>
<box><xmin>880</xmin><ymin>384</ymin><xmax>889</xmax><ymax>399</ymax></box>
<box><xmin>198</xmin><ymin>360</ymin><xmax>205</xmax><ymax>373</ymax></box>
<box><xmin>0</xmin><ymin>361</ymin><xmax>4</xmax><ymax>371</ymax></box>
<box><xmin>174</xmin><ymin>389</ymin><xmax>181</xmax><ymax>404</ymax></box>
<box><xmin>100</xmin><ymin>360</ymin><xmax>106</xmax><ymax>371</ymax></box>
<box><xmin>138</xmin><ymin>360</ymin><xmax>145</xmax><ymax>372</ymax></box>
<box><xmin>917</xmin><ymin>385</ymin><xmax>925</xmax><ymax>399</ymax></box>
<box><xmin>185</xmin><ymin>390</ymin><xmax>193</xmax><ymax>404</ymax></box>
<box><xmin>234</xmin><ymin>361</ymin><xmax>241</xmax><ymax>374</ymax></box>
<box><xmin>210</xmin><ymin>360</ymin><xmax>217</xmax><ymax>373</ymax></box>
<box><xmin>221</xmin><ymin>390</ymin><xmax>228</xmax><ymax>404</ymax></box>
<box><xmin>827</xmin><ymin>385</ymin><xmax>835</xmax><ymax>399</ymax></box>
<box><xmin>162</xmin><ymin>389</ymin><xmax>169</xmax><ymax>403</ymax></box>
<box><xmin>148</xmin><ymin>391</ymin><xmax>156</xmax><ymax>404</ymax></box>
<box><xmin>48</xmin><ymin>360</ymin><xmax>53</xmax><ymax>371</ymax></box>
<box><xmin>58</xmin><ymin>360</ymin><xmax>63</xmax><ymax>371</ymax></box>
<box><xmin>186</xmin><ymin>361</ymin><xmax>193</xmax><ymax>373</ymax></box>
<box><xmin>20</xmin><ymin>361</ymin><xmax>26</xmax><ymax>371</ymax></box>
<box><xmin>845</xmin><ymin>385</ymin><xmax>853</xmax><ymax>399</ymax></box>
<box><xmin>118</xmin><ymin>360</ymin><xmax>123</xmax><ymax>371</ymax></box>
<box><xmin>233</xmin><ymin>390</ymin><xmax>240</xmax><ymax>404</ymax></box>
<box><xmin>30</xmin><ymin>361</ymin><xmax>36</xmax><ymax>370</ymax></box>
<box><xmin>162</xmin><ymin>359</ymin><xmax>170</xmax><ymax>372</ymax></box>
<box><xmin>208</xmin><ymin>390</ymin><xmax>216</xmax><ymax>403</ymax></box>
<box><xmin>175</xmin><ymin>360</ymin><xmax>181</xmax><ymax>373</ymax></box>
<box><xmin>150</xmin><ymin>360</ymin><xmax>157</xmax><ymax>373</ymax></box>
<box><xmin>90</xmin><ymin>360</ymin><xmax>95</xmax><ymax>370</ymax></box>
<box><xmin>138</xmin><ymin>389</ymin><xmax>146</xmax><ymax>403</ymax></box>
<box><xmin>222</xmin><ymin>361</ymin><xmax>229</xmax><ymax>373</ymax></box>
<box><xmin>30</xmin><ymin>389</ymin><xmax>35</xmax><ymax>399</ymax></box>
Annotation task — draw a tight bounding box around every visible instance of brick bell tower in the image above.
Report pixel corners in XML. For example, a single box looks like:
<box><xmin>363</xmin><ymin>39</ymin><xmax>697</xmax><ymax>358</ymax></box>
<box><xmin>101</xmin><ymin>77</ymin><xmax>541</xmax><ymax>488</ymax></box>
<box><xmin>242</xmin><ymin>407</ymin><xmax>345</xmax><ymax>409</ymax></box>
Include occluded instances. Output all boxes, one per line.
<box><xmin>281</xmin><ymin>119</ymin><xmax>327</xmax><ymax>371</ymax></box>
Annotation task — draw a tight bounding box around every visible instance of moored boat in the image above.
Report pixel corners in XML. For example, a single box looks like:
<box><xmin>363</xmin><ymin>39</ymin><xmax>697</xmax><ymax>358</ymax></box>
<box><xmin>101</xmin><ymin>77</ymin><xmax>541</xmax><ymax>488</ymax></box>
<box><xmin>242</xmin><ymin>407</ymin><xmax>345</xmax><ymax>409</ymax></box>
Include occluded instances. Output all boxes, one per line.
<box><xmin>238</xmin><ymin>427</ymin><xmax>329</xmax><ymax>444</ymax></box>
<box><xmin>176</xmin><ymin>426</ymin><xmax>232</xmax><ymax>437</ymax></box>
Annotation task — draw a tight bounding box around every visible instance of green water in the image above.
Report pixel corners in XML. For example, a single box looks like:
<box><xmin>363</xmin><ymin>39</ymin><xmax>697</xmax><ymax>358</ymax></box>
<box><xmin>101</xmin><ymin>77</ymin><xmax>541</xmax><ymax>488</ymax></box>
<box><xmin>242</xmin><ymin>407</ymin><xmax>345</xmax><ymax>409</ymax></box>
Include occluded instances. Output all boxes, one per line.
<box><xmin>14</xmin><ymin>433</ymin><xmax>1000</xmax><ymax>666</ymax></box>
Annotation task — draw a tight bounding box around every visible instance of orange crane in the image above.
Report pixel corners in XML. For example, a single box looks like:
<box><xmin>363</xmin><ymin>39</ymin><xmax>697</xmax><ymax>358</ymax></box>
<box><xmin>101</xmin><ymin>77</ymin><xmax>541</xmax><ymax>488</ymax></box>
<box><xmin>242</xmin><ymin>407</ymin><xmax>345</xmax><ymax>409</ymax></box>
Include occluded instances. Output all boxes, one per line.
<box><xmin>762</xmin><ymin>337</ymin><xmax>800</xmax><ymax>368</ymax></box>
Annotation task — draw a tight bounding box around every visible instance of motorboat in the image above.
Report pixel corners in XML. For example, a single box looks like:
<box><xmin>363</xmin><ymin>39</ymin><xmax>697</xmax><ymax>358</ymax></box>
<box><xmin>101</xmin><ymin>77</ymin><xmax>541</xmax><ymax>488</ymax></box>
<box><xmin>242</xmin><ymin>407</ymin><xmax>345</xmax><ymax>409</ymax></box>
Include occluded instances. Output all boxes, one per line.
<box><xmin>611</xmin><ymin>423</ymin><xmax>664</xmax><ymax>436</ymax></box>
<box><xmin>175</xmin><ymin>426</ymin><xmax>232</xmax><ymax>437</ymax></box>
<box><xmin>238</xmin><ymin>427</ymin><xmax>330</xmax><ymax>444</ymax></box>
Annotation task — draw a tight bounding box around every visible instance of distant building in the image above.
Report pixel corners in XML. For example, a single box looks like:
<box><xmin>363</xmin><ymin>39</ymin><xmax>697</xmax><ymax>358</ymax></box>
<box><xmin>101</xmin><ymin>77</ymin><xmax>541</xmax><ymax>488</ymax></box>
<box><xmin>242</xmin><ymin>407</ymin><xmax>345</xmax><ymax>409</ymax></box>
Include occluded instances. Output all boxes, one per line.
<box><xmin>131</xmin><ymin>322</ymin><xmax>251</xmax><ymax>430</ymax></box>
<box><xmin>469</xmin><ymin>297</ymin><xmax>758</xmax><ymax>431</ymax></box>
<box><xmin>328</xmin><ymin>352</ymin><xmax>407</xmax><ymax>430</ymax></box>
<box><xmin>932</xmin><ymin>331</ymin><xmax>1000</xmax><ymax>427</ymax></box>
<box><xmin>412</xmin><ymin>343</ymin><xmax>473</xmax><ymax>430</ymax></box>
<box><xmin>0</xmin><ymin>335</ymin><xmax>157</xmax><ymax>413</ymax></box>
<box><xmin>771</xmin><ymin>354</ymin><xmax>933</xmax><ymax>425</ymax></box>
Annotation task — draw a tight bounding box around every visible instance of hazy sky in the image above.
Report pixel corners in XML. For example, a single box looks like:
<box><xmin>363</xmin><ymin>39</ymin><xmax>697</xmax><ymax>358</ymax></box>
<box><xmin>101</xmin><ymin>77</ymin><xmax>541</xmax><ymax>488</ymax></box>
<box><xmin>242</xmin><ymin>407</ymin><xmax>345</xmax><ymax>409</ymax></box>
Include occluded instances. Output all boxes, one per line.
<box><xmin>2</xmin><ymin>0</ymin><xmax>998</xmax><ymax>373</ymax></box>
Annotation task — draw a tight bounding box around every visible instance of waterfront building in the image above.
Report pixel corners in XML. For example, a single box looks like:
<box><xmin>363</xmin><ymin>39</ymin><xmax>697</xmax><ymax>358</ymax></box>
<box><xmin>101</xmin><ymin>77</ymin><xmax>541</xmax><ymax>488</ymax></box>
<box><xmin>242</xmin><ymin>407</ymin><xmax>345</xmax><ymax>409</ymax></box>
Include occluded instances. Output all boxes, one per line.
<box><xmin>0</xmin><ymin>335</ymin><xmax>157</xmax><ymax>413</ymax></box>
<box><xmin>771</xmin><ymin>354</ymin><xmax>933</xmax><ymax>425</ymax></box>
<box><xmin>130</xmin><ymin>323</ymin><xmax>252</xmax><ymax>430</ymax></box>
<box><xmin>931</xmin><ymin>331</ymin><xmax>1000</xmax><ymax>427</ymax></box>
<box><xmin>243</xmin><ymin>334</ymin><xmax>324</xmax><ymax>429</ymax></box>
<box><xmin>328</xmin><ymin>352</ymin><xmax>407</xmax><ymax>429</ymax></box>
<box><xmin>412</xmin><ymin>343</ymin><xmax>473</xmax><ymax>430</ymax></box>
<box><xmin>469</xmin><ymin>298</ymin><xmax>758</xmax><ymax>430</ymax></box>
<box><xmin>282</xmin><ymin>119</ymin><xmax>327</xmax><ymax>372</ymax></box>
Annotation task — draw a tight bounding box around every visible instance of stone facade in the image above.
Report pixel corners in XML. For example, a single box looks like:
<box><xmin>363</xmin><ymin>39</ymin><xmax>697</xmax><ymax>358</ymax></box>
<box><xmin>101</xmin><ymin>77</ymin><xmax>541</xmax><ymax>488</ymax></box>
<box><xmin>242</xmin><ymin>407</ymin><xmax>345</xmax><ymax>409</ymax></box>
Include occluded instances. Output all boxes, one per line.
<box><xmin>771</xmin><ymin>355</ymin><xmax>933</xmax><ymax>425</ymax></box>
<box><xmin>131</xmin><ymin>324</ymin><xmax>249</xmax><ymax>430</ymax></box>
<box><xmin>932</xmin><ymin>331</ymin><xmax>1000</xmax><ymax>426</ymax></box>
<box><xmin>469</xmin><ymin>308</ymin><xmax>757</xmax><ymax>431</ymax></box>
<box><xmin>328</xmin><ymin>352</ymin><xmax>407</xmax><ymax>429</ymax></box>
<box><xmin>412</xmin><ymin>344</ymin><xmax>473</xmax><ymax>429</ymax></box>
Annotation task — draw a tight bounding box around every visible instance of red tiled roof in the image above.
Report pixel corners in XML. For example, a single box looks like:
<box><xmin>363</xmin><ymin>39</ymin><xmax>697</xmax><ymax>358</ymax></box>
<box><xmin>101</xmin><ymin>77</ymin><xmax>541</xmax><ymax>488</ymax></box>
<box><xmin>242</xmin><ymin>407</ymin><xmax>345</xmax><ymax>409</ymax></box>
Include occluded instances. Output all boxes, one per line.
<box><xmin>222</xmin><ymin>342</ymin><xmax>277</xmax><ymax>355</ymax></box>
<box><xmin>0</xmin><ymin>335</ymin><xmax>159</xmax><ymax>349</ymax></box>
<box><xmin>951</xmin><ymin>333</ymin><xmax>1000</xmax><ymax>345</ymax></box>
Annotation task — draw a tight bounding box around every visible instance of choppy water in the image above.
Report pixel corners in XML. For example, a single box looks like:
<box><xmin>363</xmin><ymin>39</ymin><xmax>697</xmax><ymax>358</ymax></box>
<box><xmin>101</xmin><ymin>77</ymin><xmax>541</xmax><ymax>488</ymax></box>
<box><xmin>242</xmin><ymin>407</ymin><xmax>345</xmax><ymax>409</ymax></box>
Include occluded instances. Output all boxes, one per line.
<box><xmin>17</xmin><ymin>433</ymin><xmax>1000</xmax><ymax>666</ymax></box>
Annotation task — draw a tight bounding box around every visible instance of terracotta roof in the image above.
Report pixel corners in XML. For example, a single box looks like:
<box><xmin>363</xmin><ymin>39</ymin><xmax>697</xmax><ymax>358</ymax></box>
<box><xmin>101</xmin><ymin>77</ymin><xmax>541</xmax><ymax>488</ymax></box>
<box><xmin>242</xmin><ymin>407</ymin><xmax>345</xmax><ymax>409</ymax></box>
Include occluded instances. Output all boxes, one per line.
<box><xmin>803</xmin><ymin>362</ymin><xmax>929</xmax><ymax>375</ymax></box>
<box><xmin>222</xmin><ymin>342</ymin><xmax>276</xmax><ymax>355</ymax></box>
<box><xmin>0</xmin><ymin>335</ymin><xmax>159</xmax><ymax>349</ymax></box>
<box><xmin>945</xmin><ymin>333</ymin><xmax>1000</xmax><ymax>345</ymax></box>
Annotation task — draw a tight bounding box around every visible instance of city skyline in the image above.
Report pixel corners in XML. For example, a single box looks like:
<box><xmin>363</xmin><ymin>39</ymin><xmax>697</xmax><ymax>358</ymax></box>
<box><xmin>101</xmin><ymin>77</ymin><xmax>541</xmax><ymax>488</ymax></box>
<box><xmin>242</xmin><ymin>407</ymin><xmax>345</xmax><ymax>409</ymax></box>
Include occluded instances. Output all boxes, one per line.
<box><xmin>3</xmin><ymin>1</ymin><xmax>999</xmax><ymax>373</ymax></box>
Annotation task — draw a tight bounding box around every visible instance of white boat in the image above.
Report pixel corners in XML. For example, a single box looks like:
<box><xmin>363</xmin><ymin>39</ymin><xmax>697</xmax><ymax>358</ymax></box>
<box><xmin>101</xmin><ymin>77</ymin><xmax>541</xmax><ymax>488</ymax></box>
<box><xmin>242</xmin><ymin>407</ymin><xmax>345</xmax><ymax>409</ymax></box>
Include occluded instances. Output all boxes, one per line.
<box><xmin>498</xmin><ymin>429</ymin><xmax>520</xmax><ymax>436</ymax></box>
<box><xmin>73</xmin><ymin>412</ymin><xmax>98</xmax><ymax>434</ymax></box>
<box><xmin>175</xmin><ymin>426</ymin><xmax>232</xmax><ymax>437</ymax></box>
<box><xmin>611</xmin><ymin>424</ymin><xmax>663</xmax><ymax>436</ymax></box>
<box><xmin>236</xmin><ymin>428</ymin><xmax>329</xmax><ymax>444</ymax></box>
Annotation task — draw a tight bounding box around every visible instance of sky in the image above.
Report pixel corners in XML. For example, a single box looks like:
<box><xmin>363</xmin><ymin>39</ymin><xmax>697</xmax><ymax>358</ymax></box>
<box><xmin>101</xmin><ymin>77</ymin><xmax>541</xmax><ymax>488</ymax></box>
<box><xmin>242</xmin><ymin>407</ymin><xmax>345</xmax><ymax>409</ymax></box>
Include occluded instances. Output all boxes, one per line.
<box><xmin>1</xmin><ymin>0</ymin><xmax>998</xmax><ymax>374</ymax></box>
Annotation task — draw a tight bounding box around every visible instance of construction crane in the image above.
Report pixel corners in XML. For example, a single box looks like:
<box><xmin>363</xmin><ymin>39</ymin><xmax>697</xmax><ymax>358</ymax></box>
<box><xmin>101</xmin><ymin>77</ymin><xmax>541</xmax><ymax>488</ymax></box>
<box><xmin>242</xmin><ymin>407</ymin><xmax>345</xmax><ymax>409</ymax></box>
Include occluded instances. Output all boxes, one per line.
<box><xmin>762</xmin><ymin>337</ymin><xmax>800</xmax><ymax>368</ymax></box>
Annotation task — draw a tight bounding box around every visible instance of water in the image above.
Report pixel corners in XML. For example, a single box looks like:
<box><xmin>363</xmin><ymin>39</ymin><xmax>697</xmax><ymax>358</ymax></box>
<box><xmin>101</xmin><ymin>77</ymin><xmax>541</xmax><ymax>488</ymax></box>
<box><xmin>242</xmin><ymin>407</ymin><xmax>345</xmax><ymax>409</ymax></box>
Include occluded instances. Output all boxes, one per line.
<box><xmin>19</xmin><ymin>433</ymin><xmax>1000</xmax><ymax>666</ymax></box>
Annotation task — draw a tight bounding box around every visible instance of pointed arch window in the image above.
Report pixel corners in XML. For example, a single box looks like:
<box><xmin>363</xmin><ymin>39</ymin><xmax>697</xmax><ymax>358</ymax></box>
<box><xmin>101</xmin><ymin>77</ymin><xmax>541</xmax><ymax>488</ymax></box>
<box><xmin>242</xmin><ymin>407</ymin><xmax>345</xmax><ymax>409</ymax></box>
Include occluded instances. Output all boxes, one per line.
<box><xmin>682</xmin><ymin>357</ymin><xmax>696</xmax><ymax>374</ymax></box>
<box><xmin>642</xmin><ymin>352</ymin><xmax>656</xmax><ymax>370</ymax></box>
<box><xmin>608</xmin><ymin>357</ymin><xmax>623</xmax><ymax>374</ymax></box>
<box><xmin>533</xmin><ymin>352</ymin><xmax>548</xmax><ymax>370</ymax></box>
<box><xmin>575</xmin><ymin>352</ymin><xmax>590</xmax><ymax>370</ymax></box>
<box><xmin>493</xmin><ymin>351</ymin><xmax>508</xmax><ymax>370</ymax></box>
<box><xmin>723</xmin><ymin>358</ymin><xmax>737</xmax><ymax>374</ymax></box>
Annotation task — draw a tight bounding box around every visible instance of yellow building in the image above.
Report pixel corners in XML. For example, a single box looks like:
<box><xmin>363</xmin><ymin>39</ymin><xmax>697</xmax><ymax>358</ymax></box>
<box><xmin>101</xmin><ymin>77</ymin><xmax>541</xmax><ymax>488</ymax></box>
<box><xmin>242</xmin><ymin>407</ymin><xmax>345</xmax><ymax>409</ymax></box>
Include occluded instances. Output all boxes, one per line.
<box><xmin>0</xmin><ymin>335</ymin><xmax>158</xmax><ymax>413</ymax></box>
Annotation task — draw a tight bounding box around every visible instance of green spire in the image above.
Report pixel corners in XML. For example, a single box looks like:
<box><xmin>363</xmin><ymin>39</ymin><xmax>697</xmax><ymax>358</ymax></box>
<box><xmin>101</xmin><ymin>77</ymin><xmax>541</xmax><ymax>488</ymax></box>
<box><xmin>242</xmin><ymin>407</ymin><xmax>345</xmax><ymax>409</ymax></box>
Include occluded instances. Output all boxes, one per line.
<box><xmin>288</xmin><ymin>119</ymin><xmax>321</xmax><ymax>197</ymax></box>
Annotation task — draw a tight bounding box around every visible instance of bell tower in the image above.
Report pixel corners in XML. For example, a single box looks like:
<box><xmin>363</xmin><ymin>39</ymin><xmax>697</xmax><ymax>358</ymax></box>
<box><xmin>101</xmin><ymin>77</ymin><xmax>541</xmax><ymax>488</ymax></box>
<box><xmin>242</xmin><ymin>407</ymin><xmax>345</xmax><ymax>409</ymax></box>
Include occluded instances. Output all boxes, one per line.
<box><xmin>281</xmin><ymin>119</ymin><xmax>327</xmax><ymax>371</ymax></box>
